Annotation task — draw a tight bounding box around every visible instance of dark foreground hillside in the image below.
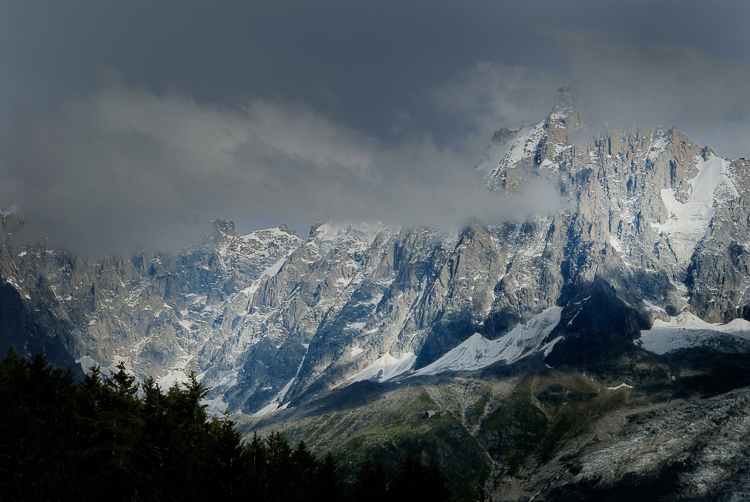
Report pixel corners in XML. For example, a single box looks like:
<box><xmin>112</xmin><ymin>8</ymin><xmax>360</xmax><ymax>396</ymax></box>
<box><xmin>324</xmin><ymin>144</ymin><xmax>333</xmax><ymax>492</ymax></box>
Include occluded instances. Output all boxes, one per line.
<box><xmin>0</xmin><ymin>349</ymin><xmax>452</xmax><ymax>502</ymax></box>
<box><xmin>7</xmin><ymin>341</ymin><xmax>750</xmax><ymax>502</ymax></box>
<box><xmin>240</xmin><ymin>346</ymin><xmax>750</xmax><ymax>502</ymax></box>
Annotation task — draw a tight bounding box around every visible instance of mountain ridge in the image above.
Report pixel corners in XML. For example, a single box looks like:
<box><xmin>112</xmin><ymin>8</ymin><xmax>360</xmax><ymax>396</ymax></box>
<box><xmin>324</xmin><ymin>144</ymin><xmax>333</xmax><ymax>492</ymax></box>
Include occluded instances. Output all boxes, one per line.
<box><xmin>2</xmin><ymin>86</ymin><xmax>750</xmax><ymax>420</ymax></box>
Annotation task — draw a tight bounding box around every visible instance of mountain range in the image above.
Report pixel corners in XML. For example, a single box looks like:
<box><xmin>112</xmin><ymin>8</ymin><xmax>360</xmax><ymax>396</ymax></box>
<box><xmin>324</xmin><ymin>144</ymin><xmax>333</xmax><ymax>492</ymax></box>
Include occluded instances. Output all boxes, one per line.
<box><xmin>5</xmin><ymin>86</ymin><xmax>750</xmax><ymax>500</ymax></box>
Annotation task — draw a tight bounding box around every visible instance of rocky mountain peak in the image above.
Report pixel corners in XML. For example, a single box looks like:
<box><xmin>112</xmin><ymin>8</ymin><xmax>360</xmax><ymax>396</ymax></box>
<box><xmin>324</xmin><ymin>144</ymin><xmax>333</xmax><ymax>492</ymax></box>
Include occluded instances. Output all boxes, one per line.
<box><xmin>214</xmin><ymin>218</ymin><xmax>236</xmax><ymax>235</ymax></box>
<box><xmin>552</xmin><ymin>83</ymin><xmax>582</xmax><ymax>110</ymax></box>
<box><xmin>549</xmin><ymin>83</ymin><xmax>588</xmax><ymax>131</ymax></box>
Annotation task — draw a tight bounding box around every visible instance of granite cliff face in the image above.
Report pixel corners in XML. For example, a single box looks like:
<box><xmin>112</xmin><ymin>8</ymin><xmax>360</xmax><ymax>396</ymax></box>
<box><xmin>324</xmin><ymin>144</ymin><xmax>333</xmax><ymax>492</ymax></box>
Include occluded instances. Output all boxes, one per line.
<box><xmin>0</xmin><ymin>217</ymin><xmax>302</xmax><ymax>398</ymax></box>
<box><xmin>3</xmin><ymin>86</ymin><xmax>750</xmax><ymax>419</ymax></box>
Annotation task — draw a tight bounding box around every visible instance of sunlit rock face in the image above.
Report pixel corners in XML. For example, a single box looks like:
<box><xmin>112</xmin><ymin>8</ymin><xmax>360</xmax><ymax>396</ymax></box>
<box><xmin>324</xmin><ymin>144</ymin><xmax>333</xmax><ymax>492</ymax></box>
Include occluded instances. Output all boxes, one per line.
<box><xmin>3</xmin><ymin>86</ymin><xmax>750</xmax><ymax>415</ymax></box>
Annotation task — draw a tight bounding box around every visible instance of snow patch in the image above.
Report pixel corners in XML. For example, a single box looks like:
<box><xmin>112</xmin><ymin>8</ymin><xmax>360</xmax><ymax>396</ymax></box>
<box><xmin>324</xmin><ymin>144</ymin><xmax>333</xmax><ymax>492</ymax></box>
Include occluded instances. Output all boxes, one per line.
<box><xmin>639</xmin><ymin>312</ymin><xmax>750</xmax><ymax>354</ymax></box>
<box><xmin>476</xmin><ymin>136</ymin><xmax>516</xmax><ymax>175</ymax></box>
<box><xmin>253</xmin><ymin>400</ymin><xmax>281</xmax><ymax>417</ymax></box>
<box><xmin>76</xmin><ymin>355</ymin><xmax>99</xmax><ymax>374</ymax></box>
<box><xmin>240</xmin><ymin>225</ymin><xmax>295</xmax><ymax>243</ymax></box>
<box><xmin>480</xmin><ymin>121</ymin><xmax>548</xmax><ymax>183</ymax></box>
<box><xmin>646</xmin><ymin>135</ymin><xmax>668</xmax><ymax>162</ymax></box>
<box><xmin>260</xmin><ymin>254</ymin><xmax>290</xmax><ymax>279</ymax></box>
<box><xmin>338</xmin><ymin>352</ymin><xmax>417</xmax><ymax>386</ymax></box>
<box><xmin>158</xmin><ymin>370</ymin><xmax>192</xmax><ymax>389</ymax></box>
<box><xmin>213</xmin><ymin>370</ymin><xmax>239</xmax><ymax>389</ymax></box>
<box><xmin>607</xmin><ymin>383</ymin><xmax>633</xmax><ymax>391</ymax></box>
<box><xmin>541</xmin><ymin>336</ymin><xmax>563</xmax><ymax>357</ymax></box>
<box><xmin>609</xmin><ymin>235</ymin><xmax>623</xmax><ymax>253</ymax></box>
<box><xmin>240</xmin><ymin>247</ymin><xmax>297</xmax><ymax>298</ymax></box>
<box><xmin>309</xmin><ymin>221</ymin><xmax>386</xmax><ymax>253</ymax></box>
<box><xmin>253</xmin><ymin>376</ymin><xmax>296</xmax><ymax>417</ymax></box>
<box><xmin>414</xmin><ymin>307</ymin><xmax>563</xmax><ymax>376</ymax></box>
<box><xmin>1</xmin><ymin>204</ymin><xmax>18</xmax><ymax>216</ymax></box>
<box><xmin>202</xmin><ymin>397</ymin><xmax>228</xmax><ymax>416</ymax></box>
<box><xmin>642</xmin><ymin>299</ymin><xmax>667</xmax><ymax>315</ymax></box>
<box><xmin>252</xmin><ymin>343</ymin><xmax>311</xmax><ymax>417</ymax></box>
<box><xmin>365</xmin><ymin>293</ymin><xmax>384</xmax><ymax>307</ymax></box>
<box><xmin>653</xmin><ymin>154</ymin><xmax>737</xmax><ymax>262</ymax></box>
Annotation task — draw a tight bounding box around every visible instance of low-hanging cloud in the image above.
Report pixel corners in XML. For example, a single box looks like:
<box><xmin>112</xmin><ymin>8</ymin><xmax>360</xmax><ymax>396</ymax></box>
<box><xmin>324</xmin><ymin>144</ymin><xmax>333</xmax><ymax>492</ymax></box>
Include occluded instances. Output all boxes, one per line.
<box><xmin>2</xmin><ymin>77</ymin><xmax>564</xmax><ymax>256</ymax></box>
<box><xmin>7</xmin><ymin>28</ymin><xmax>750</xmax><ymax>257</ymax></box>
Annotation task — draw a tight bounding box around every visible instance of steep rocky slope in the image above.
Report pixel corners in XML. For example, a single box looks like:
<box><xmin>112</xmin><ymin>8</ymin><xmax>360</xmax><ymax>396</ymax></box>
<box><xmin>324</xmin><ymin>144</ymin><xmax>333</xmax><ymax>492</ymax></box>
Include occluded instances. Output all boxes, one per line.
<box><xmin>0</xmin><ymin>216</ymin><xmax>302</xmax><ymax>396</ymax></box>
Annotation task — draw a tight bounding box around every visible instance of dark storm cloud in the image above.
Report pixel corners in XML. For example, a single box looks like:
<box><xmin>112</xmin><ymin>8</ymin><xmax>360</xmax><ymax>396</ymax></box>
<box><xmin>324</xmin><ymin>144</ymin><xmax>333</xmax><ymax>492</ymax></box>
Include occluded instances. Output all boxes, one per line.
<box><xmin>0</xmin><ymin>0</ymin><xmax>555</xmax><ymax>144</ymax></box>
<box><xmin>3</xmin><ymin>1</ymin><xmax>750</xmax><ymax>254</ymax></box>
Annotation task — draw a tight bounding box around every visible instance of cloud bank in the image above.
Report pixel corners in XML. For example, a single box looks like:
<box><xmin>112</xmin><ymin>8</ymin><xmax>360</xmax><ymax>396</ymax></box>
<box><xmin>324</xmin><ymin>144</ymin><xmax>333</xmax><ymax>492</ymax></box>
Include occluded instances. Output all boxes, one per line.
<box><xmin>2</xmin><ymin>76</ymin><xmax>563</xmax><ymax>255</ymax></box>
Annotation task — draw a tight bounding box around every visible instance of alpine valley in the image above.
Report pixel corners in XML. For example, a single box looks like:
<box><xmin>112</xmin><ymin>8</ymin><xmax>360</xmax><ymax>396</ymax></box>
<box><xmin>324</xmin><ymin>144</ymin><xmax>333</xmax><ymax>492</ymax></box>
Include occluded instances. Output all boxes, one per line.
<box><xmin>6</xmin><ymin>87</ymin><xmax>750</xmax><ymax>501</ymax></box>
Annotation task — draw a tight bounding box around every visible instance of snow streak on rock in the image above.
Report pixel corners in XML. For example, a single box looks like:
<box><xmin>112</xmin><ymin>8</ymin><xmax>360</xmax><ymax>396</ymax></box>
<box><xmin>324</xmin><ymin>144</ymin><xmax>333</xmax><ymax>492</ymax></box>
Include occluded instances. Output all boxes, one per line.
<box><xmin>337</xmin><ymin>352</ymin><xmax>417</xmax><ymax>386</ymax></box>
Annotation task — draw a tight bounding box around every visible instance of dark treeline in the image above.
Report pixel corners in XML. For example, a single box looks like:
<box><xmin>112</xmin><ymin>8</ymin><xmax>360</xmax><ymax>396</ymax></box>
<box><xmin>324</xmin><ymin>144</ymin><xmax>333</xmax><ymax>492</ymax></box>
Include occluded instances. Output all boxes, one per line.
<box><xmin>0</xmin><ymin>349</ymin><xmax>453</xmax><ymax>502</ymax></box>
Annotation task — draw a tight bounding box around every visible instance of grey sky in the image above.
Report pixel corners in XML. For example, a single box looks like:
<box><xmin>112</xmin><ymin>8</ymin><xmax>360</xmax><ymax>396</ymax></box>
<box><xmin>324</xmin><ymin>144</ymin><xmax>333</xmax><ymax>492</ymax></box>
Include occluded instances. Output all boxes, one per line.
<box><xmin>2</xmin><ymin>0</ymin><xmax>750</xmax><ymax>254</ymax></box>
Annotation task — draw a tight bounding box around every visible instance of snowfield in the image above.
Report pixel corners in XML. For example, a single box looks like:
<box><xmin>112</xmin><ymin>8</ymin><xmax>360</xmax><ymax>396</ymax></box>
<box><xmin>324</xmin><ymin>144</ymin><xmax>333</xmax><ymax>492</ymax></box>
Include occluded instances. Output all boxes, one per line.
<box><xmin>639</xmin><ymin>312</ymin><xmax>750</xmax><ymax>354</ymax></box>
<box><xmin>414</xmin><ymin>307</ymin><xmax>563</xmax><ymax>376</ymax></box>
<box><xmin>653</xmin><ymin>154</ymin><xmax>737</xmax><ymax>262</ymax></box>
<box><xmin>335</xmin><ymin>307</ymin><xmax>563</xmax><ymax>388</ymax></box>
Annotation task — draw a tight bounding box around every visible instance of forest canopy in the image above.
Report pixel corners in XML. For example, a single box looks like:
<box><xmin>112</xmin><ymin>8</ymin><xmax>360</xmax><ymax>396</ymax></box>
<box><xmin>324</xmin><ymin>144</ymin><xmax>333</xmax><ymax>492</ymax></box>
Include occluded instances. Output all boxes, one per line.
<box><xmin>0</xmin><ymin>349</ymin><xmax>452</xmax><ymax>502</ymax></box>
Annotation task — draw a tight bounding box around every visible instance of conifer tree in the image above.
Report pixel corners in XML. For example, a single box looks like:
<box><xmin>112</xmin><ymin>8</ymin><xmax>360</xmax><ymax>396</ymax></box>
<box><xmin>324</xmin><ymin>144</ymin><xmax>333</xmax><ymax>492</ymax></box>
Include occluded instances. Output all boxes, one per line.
<box><xmin>264</xmin><ymin>431</ymin><xmax>294</xmax><ymax>502</ymax></box>
<box><xmin>289</xmin><ymin>440</ymin><xmax>319</xmax><ymax>501</ymax></box>
<box><xmin>244</xmin><ymin>431</ymin><xmax>267</xmax><ymax>498</ymax></box>
<box><xmin>96</xmin><ymin>362</ymin><xmax>145</xmax><ymax>501</ymax></box>
<box><xmin>316</xmin><ymin>452</ymin><xmax>345</xmax><ymax>502</ymax></box>
<box><xmin>473</xmin><ymin>484</ymin><xmax>488</xmax><ymax>502</ymax></box>
<box><xmin>209</xmin><ymin>412</ymin><xmax>246</xmax><ymax>501</ymax></box>
<box><xmin>390</xmin><ymin>455</ymin><xmax>452</xmax><ymax>502</ymax></box>
<box><xmin>351</xmin><ymin>459</ymin><xmax>388</xmax><ymax>502</ymax></box>
<box><xmin>141</xmin><ymin>377</ymin><xmax>169</xmax><ymax>501</ymax></box>
<box><xmin>0</xmin><ymin>349</ymin><xmax>455</xmax><ymax>502</ymax></box>
<box><xmin>162</xmin><ymin>374</ymin><xmax>211</xmax><ymax>502</ymax></box>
